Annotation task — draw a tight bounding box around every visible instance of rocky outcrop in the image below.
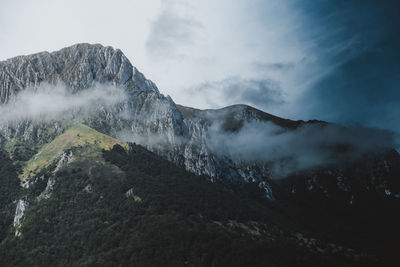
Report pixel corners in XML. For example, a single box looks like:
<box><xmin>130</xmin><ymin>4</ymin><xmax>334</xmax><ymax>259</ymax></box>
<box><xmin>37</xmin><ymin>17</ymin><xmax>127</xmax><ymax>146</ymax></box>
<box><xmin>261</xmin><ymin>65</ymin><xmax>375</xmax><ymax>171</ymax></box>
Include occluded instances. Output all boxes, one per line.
<box><xmin>15</xmin><ymin>150</ymin><xmax>75</xmax><ymax>236</ymax></box>
<box><xmin>13</xmin><ymin>197</ymin><xmax>29</xmax><ymax>236</ymax></box>
<box><xmin>37</xmin><ymin>150</ymin><xmax>74</xmax><ymax>201</ymax></box>
<box><xmin>0</xmin><ymin>43</ymin><xmax>156</xmax><ymax>103</ymax></box>
<box><xmin>0</xmin><ymin>43</ymin><xmax>160</xmax><ymax>144</ymax></box>
<box><xmin>53</xmin><ymin>150</ymin><xmax>74</xmax><ymax>173</ymax></box>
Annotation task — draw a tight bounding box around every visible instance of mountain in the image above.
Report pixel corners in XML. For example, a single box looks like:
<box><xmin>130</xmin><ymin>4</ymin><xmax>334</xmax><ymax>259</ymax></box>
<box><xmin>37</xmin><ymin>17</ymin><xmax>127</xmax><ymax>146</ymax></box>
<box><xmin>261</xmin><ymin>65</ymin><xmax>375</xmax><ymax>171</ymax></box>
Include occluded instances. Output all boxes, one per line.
<box><xmin>0</xmin><ymin>43</ymin><xmax>399</xmax><ymax>266</ymax></box>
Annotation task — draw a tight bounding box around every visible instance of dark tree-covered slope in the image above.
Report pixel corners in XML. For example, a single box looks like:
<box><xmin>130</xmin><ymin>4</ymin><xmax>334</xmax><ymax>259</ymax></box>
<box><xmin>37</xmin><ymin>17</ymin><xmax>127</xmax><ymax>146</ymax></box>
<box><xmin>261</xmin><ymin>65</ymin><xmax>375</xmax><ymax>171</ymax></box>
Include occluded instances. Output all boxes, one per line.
<box><xmin>0</xmin><ymin>143</ymin><xmax>368</xmax><ymax>267</ymax></box>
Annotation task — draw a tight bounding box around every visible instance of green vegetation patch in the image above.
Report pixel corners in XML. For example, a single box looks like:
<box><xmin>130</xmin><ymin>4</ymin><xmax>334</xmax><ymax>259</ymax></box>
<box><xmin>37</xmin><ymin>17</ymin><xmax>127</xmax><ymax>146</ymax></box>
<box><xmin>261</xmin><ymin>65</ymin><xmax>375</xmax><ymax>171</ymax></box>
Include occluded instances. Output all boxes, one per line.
<box><xmin>20</xmin><ymin>124</ymin><xmax>127</xmax><ymax>182</ymax></box>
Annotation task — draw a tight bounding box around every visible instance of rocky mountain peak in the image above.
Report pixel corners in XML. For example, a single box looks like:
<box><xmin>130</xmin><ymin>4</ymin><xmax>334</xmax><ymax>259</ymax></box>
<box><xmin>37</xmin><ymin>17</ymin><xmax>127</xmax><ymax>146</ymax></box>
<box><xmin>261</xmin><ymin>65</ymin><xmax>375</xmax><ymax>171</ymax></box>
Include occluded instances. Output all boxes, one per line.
<box><xmin>1</xmin><ymin>43</ymin><xmax>398</xmax><ymax>203</ymax></box>
<box><xmin>0</xmin><ymin>43</ymin><xmax>159</xmax><ymax>103</ymax></box>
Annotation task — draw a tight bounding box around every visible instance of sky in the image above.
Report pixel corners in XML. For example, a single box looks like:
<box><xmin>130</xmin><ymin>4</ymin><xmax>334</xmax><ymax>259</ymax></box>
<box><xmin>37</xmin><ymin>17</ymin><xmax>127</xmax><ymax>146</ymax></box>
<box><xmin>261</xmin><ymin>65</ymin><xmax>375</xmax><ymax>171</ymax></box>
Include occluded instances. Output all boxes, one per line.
<box><xmin>0</xmin><ymin>0</ymin><xmax>399</xmax><ymax>135</ymax></box>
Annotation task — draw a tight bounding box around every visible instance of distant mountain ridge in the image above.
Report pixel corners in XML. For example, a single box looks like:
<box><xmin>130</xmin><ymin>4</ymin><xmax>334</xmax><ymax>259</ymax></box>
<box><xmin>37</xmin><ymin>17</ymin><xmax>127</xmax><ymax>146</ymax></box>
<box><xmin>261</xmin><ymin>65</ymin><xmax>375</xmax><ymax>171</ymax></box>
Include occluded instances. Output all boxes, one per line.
<box><xmin>0</xmin><ymin>43</ymin><xmax>398</xmax><ymax>199</ymax></box>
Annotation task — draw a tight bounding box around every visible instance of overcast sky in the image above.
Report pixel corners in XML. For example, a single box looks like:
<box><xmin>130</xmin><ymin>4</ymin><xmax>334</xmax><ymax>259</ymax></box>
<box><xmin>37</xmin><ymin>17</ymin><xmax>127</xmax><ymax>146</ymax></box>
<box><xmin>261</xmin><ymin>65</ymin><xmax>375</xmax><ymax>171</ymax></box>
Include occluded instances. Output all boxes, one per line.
<box><xmin>0</xmin><ymin>0</ymin><xmax>399</xmax><ymax>134</ymax></box>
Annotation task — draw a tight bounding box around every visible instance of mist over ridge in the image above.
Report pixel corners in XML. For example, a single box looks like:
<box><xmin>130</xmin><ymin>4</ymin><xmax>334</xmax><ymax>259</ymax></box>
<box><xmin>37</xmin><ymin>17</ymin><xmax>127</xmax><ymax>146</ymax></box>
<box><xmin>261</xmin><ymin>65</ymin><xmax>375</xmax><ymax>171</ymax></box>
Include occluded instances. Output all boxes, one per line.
<box><xmin>0</xmin><ymin>82</ymin><xmax>127</xmax><ymax>125</ymax></box>
<box><xmin>0</xmin><ymin>43</ymin><xmax>397</xmax><ymax>179</ymax></box>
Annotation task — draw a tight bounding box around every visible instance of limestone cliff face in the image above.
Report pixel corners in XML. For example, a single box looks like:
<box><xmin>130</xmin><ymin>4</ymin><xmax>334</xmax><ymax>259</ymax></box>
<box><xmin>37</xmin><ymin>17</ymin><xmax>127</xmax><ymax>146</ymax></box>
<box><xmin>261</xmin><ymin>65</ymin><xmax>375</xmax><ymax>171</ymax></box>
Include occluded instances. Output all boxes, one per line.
<box><xmin>0</xmin><ymin>43</ymin><xmax>141</xmax><ymax>102</ymax></box>
<box><xmin>0</xmin><ymin>43</ymin><xmax>164</xmax><ymax>143</ymax></box>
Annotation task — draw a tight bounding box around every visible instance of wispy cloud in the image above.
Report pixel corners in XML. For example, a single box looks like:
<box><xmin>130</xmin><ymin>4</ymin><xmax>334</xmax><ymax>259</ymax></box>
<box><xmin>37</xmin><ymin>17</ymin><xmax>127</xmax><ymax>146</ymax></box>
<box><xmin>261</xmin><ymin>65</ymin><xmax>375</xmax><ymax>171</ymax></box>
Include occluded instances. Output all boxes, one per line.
<box><xmin>252</xmin><ymin>61</ymin><xmax>296</xmax><ymax>72</ymax></box>
<box><xmin>208</xmin><ymin>121</ymin><xmax>397</xmax><ymax>177</ymax></box>
<box><xmin>146</xmin><ymin>0</ymin><xmax>202</xmax><ymax>60</ymax></box>
<box><xmin>187</xmin><ymin>77</ymin><xmax>284</xmax><ymax>111</ymax></box>
<box><xmin>0</xmin><ymin>83</ymin><xmax>127</xmax><ymax>125</ymax></box>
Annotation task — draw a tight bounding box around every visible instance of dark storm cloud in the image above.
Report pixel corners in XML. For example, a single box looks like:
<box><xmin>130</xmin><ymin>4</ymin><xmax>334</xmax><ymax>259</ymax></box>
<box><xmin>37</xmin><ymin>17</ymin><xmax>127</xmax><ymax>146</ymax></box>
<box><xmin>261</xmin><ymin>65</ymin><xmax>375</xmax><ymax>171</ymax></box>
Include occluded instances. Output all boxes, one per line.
<box><xmin>294</xmin><ymin>0</ymin><xmax>400</xmax><ymax>133</ymax></box>
<box><xmin>190</xmin><ymin>77</ymin><xmax>284</xmax><ymax>110</ymax></box>
<box><xmin>252</xmin><ymin>61</ymin><xmax>296</xmax><ymax>72</ymax></box>
<box><xmin>146</xmin><ymin>0</ymin><xmax>201</xmax><ymax>60</ymax></box>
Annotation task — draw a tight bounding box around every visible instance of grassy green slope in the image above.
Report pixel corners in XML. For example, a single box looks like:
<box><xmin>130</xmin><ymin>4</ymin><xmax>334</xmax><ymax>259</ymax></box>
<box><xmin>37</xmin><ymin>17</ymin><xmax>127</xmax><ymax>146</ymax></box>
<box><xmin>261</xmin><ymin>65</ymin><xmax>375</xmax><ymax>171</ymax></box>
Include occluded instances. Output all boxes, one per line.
<box><xmin>20</xmin><ymin>123</ymin><xmax>127</xmax><ymax>182</ymax></box>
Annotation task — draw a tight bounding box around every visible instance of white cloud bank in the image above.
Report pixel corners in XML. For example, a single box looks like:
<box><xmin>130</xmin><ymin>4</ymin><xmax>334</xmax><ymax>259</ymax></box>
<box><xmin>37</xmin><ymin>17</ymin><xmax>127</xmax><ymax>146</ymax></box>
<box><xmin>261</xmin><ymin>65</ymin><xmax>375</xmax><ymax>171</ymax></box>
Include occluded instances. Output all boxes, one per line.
<box><xmin>0</xmin><ymin>83</ymin><xmax>127</xmax><ymax>125</ymax></box>
<box><xmin>208</xmin><ymin>121</ymin><xmax>397</xmax><ymax>177</ymax></box>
